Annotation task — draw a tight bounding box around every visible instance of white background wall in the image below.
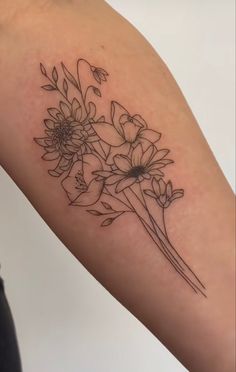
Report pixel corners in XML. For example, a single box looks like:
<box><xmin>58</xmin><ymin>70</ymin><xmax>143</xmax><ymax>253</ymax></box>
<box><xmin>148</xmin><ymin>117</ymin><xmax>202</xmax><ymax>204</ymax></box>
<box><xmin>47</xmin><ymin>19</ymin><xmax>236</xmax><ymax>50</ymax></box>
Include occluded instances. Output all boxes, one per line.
<box><xmin>0</xmin><ymin>1</ymin><xmax>235</xmax><ymax>371</ymax></box>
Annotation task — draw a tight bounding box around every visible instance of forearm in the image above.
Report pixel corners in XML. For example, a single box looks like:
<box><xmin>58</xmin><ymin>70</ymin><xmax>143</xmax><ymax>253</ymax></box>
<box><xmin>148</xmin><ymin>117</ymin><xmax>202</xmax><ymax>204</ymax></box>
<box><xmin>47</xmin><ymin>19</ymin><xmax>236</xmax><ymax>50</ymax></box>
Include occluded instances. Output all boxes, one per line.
<box><xmin>0</xmin><ymin>2</ymin><xmax>235</xmax><ymax>371</ymax></box>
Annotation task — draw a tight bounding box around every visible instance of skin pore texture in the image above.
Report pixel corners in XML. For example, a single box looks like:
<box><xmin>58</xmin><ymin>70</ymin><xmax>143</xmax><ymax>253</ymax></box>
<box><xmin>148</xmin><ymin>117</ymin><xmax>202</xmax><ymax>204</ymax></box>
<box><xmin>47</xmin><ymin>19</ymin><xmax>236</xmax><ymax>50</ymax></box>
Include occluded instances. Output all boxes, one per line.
<box><xmin>0</xmin><ymin>1</ymin><xmax>235</xmax><ymax>371</ymax></box>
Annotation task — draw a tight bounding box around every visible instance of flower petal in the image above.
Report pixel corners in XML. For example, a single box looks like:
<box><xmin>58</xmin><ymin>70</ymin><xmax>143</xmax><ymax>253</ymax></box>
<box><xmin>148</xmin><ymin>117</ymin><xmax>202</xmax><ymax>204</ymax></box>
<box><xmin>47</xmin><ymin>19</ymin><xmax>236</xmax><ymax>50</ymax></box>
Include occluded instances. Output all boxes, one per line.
<box><xmin>139</xmin><ymin>129</ymin><xmax>161</xmax><ymax>143</ymax></box>
<box><xmin>152</xmin><ymin>178</ymin><xmax>161</xmax><ymax>197</ymax></box>
<box><xmin>44</xmin><ymin>119</ymin><xmax>55</xmax><ymax>130</ymax></box>
<box><xmin>47</xmin><ymin>107</ymin><xmax>61</xmax><ymax>119</ymax></box>
<box><xmin>115</xmin><ymin>177</ymin><xmax>136</xmax><ymax>193</ymax></box>
<box><xmin>149</xmin><ymin>169</ymin><xmax>164</xmax><ymax>176</ymax></box>
<box><xmin>34</xmin><ymin>137</ymin><xmax>50</xmax><ymax>147</ymax></box>
<box><xmin>86</xmin><ymin>135</ymin><xmax>100</xmax><ymax>143</ymax></box>
<box><xmin>148</xmin><ymin>162</ymin><xmax>166</xmax><ymax>170</ymax></box>
<box><xmin>122</xmin><ymin>121</ymin><xmax>141</xmax><ymax>143</ymax></box>
<box><xmin>111</xmin><ymin>101</ymin><xmax>128</xmax><ymax>136</ymax></box>
<box><xmin>71</xmin><ymin>98</ymin><xmax>81</xmax><ymax>120</ymax></box>
<box><xmin>72</xmin><ymin>179</ymin><xmax>104</xmax><ymax>206</ymax></box>
<box><xmin>138</xmin><ymin>137</ymin><xmax>152</xmax><ymax>152</ymax></box>
<box><xmin>141</xmin><ymin>146</ymin><xmax>155</xmax><ymax>166</ymax></box>
<box><xmin>166</xmin><ymin>181</ymin><xmax>173</xmax><ymax>198</ymax></box>
<box><xmin>92</xmin><ymin>122</ymin><xmax>125</xmax><ymax>146</ymax></box>
<box><xmin>66</xmin><ymin>145</ymin><xmax>78</xmax><ymax>153</ymax></box>
<box><xmin>62</xmin><ymin>175</ymin><xmax>84</xmax><ymax>201</ymax></box>
<box><xmin>131</xmin><ymin>144</ymin><xmax>143</xmax><ymax>166</ymax></box>
<box><xmin>105</xmin><ymin>174</ymin><xmax>124</xmax><ymax>185</ymax></box>
<box><xmin>132</xmin><ymin>114</ymin><xmax>147</xmax><ymax>128</ymax></box>
<box><xmin>169</xmin><ymin>190</ymin><xmax>184</xmax><ymax>202</ymax></box>
<box><xmin>106</xmin><ymin>142</ymin><xmax>130</xmax><ymax>165</ymax></box>
<box><xmin>119</xmin><ymin>114</ymin><xmax>130</xmax><ymax>124</ymax></box>
<box><xmin>114</xmin><ymin>155</ymin><xmax>131</xmax><ymax>172</ymax></box>
<box><xmin>88</xmin><ymin>102</ymin><xmax>96</xmax><ymax>119</ymax></box>
<box><xmin>158</xmin><ymin>178</ymin><xmax>166</xmax><ymax>195</ymax></box>
<box><xmin>152</xmin><ymin>149</ymin><xmax>170</xmax><ymax>162</ymax></box>
<box><xmin>60</xmin><ymin>101</ymin><xmax>71</xmax><ymax>118</ymax></box>
<box><xmin>93</xmin><ymin>170</ymin><xmax>113</xmax><ymax>178</ymax></box>
<box><xmin>71</xmin><ymin>138</ymin><xmax>83</xmax><ymax>146</ymax></box>
<box><xmin>42</xmin><ymin>151</ymin><xmax>60</xmax><ymax>161</ymax></box>
<box><xmin>48</xmin><ymin>157</ymin><xmax>72</xmax><ymax>177</ymax></box>
<box><xmin>144</xmin><ymin>189</ymin><xmax>156</xmax><ymax>198</ymax></box>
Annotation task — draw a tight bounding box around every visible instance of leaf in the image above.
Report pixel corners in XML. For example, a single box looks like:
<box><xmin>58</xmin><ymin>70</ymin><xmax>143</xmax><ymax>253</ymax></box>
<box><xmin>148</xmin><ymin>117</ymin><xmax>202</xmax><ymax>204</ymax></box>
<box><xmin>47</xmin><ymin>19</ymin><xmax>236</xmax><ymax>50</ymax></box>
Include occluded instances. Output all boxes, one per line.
<box><xmin>40</xmin><ymin>63</ymin><xmax>47</xmax><ymax>76</ymax></box>
<box><xmin>101</xmin><ymin>202</ymin><xmax>113</xmax><ymax>210</ymax></box>
<box><xmin>61</xmin><ymin>62</ymin><xmax>78</xmax><ymax>88</ymax></box>
<box><xmin>87</xmin><ymin>210</ymin><xmax>102</xmax><ymax>216</ymax></box>
<box><xmin>93</xmin><ymin>87</ymin><xmax>101</xmax><ymax>97</ymax></box>
<box><xmin>63</xmin><ymin>79</ymin><xmax>68</xmax><ymax>95</ymax></box>
<box><xmin>52</xmin><ymin>67</ymin><xmax>58</xmax><ymax>82</ymax></box>
<box><xmin>101</xmin><ymin>218</ymin><xmax>114</xmax><ymax>227</ymax></box>
<box><xmin>41</xmin><ymin>84</ymin><xmax>56</xmax><ymax>91</ymax></box>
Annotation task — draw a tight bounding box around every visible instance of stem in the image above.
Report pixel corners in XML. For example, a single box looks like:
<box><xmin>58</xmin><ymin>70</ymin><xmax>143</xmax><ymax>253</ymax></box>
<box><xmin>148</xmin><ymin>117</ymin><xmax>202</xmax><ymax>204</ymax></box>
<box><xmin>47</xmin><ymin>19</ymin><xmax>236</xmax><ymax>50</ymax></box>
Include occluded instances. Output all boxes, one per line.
<box><xmin>152</xmin><ymin>219</ymin><xmax>206</xmax><ymax>290</ymax></box>
<box><xmin>84</xmin><ymin>85</ymin><xmax>94</xmax><ymax>103</ymax></box>
<box><xmin>126</xmin><ymin>188</ymin><xmax>185</xmax><ymax>272</ymax></box>
<box><xmin>45</xmin><ymin>75</ymin><xmax>72</xmax><ymax>105</ymax></box>
<box><xmin>123</xmin><ymin>188</ymin><xmax>200</xmax><ymax>293</ymax></box>
<box><xmin>162</xmin><ymin>207</ymin><xmax>168</xmax><ymax>238</ymax></box>
<box><xmin>137</xmin><ymin>184</ymin><xmax>206</xmax><ymax>291</ymax></box>
<box><xmin>100</xmin><ymin>209</ymin><xmax>131</xmax><ymax>216</ymax></box>
<box><xmin>76</xmin><ymin>59</ymin><xmax>91</xmax><ymax>115</ymax></box>
<box><xmin>138</xmin><ymin>217</ymin><xmax>205</xmax><ymax>295</ymax></box>
<box><xmin>123</xmin><ymin>187</ymin><xmax>206</xmax><ymax>296</ymax></box>
<box><xmin>105</xmin><ymin>187</ymin><xmax>134</xmax><ymax>212</ymax></box>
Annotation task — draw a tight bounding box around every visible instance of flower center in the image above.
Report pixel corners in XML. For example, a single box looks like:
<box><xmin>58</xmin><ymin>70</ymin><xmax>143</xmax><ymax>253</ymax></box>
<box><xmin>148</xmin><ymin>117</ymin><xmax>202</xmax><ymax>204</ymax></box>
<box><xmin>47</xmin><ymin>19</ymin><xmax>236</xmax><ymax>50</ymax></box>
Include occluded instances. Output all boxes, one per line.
<box><xmin>75</xmin><ymin>173</ymin><xmax>88</xmax><ymax>192</ymax></box>
<box><xmin>54</xmin><ymin>122</ymin><xmax>73</xmax><ymax>144</ymax></box>
<box><xmin>127</xmin><ymin>165</ymin><xmax>146</xmax><ymax>178</ymax></box>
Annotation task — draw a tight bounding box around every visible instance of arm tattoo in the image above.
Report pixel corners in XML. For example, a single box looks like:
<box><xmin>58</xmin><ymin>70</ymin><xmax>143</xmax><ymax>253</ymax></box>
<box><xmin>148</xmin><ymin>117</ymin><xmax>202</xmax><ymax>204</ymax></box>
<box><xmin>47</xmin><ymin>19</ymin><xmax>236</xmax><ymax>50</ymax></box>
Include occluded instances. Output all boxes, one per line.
<box><xmin>34</xmin><ymin>58</ymin><xmax>206</xmax><ymax>297</ymax></box>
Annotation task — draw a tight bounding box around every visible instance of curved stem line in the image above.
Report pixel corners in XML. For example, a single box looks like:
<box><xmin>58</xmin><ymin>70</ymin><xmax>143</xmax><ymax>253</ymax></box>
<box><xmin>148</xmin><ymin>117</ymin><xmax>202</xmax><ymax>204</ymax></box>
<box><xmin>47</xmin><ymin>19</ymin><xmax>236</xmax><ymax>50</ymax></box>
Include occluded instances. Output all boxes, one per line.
<box><xmin>138</xmin><ymin>217</ymin><xmax>207</xmax><ymax>296</ymax></box>
<box><xmin>152</xmin><ymin>219</ymin><xmax>206</xmax><ymax>290</ymax></box>
<box><xmin>105</xmin><ymin>187</ymin><xmax>134</xmax><ymax>212</ymax></box>
<box><xmin>124</xmin><ymin>188</ymin><xmax>203</xmax><ymax>294</ymax></box>
<box><xmin>135</xmin><ymin>184</ymin><xmax>205</xmax><ymax>291</ymax></box>
<box><xmin>45</xmin><ymin>75</ymin><xmax>71</xmax><ymax>105</ymax></box>
<box><xmin>124</xmin><ymin>189</ymin><xmax>186</xmax><ymax>274</ymax></box>
<box><xmin>124</xmin><ymin>187</ymin><xmax>206</xmax><ymax>295</ymax></box>
<box><xmin>161</xmin><ymin>207</ymin><xmax>168</xmax><ymax>238</ymax></box>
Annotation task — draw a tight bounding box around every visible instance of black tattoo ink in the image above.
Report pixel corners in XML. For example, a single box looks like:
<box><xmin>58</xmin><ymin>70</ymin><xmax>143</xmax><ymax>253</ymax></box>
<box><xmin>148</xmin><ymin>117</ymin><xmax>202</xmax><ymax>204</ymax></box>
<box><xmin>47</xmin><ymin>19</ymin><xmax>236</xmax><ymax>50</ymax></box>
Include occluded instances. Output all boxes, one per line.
<box><xmin>34</xmin><ymin>58</ymin><xmax>206</xmax><ymax>296</ymax></box>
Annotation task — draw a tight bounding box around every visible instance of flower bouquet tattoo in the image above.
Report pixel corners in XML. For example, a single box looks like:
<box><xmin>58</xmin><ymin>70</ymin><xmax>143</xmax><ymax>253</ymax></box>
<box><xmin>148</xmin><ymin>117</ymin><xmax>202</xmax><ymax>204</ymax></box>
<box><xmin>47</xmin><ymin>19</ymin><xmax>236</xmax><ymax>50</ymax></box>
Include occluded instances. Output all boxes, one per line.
<box><xmin>34</xmin><ymin>58</ymin><xmax>206</xmax><ymax>296</ymax></box>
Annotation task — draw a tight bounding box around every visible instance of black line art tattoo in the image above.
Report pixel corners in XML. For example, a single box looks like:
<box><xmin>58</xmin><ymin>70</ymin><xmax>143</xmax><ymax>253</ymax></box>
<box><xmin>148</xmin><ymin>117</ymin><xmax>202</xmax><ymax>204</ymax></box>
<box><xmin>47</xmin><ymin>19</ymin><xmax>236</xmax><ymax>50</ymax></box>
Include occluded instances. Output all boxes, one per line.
<box><xmin>34</xmin><ymin>58</ymin><xmax>206</xmax><ymax>296</ymax></box>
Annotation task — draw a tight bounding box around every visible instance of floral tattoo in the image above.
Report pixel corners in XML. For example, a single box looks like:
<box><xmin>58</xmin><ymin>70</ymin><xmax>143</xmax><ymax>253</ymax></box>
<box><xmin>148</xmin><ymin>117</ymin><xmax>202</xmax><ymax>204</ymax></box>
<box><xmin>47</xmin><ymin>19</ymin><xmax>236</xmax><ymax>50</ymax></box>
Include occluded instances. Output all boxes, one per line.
<box><xmin>34</xmin><ymin>58</ymin><xmax>206</xmax><ymax>297</ymax></box>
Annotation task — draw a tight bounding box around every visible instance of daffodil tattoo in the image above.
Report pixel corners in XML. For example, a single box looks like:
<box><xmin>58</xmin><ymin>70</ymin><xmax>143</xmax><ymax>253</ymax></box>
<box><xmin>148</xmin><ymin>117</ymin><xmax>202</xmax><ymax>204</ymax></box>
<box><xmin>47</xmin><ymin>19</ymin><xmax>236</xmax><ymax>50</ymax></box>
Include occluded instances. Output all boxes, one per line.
<box><xmin>34</xmin><ymin>58</ymin><xmax>206</xmax><ymax>296</ymax></box>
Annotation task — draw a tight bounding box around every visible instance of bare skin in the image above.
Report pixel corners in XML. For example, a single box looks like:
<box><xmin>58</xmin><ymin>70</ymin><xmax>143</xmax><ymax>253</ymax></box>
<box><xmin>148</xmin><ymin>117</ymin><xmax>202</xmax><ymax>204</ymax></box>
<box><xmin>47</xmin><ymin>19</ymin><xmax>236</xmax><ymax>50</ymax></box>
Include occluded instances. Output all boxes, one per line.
<box><xmin>0</xmin><ymin>1</ymin><xmax>235</xmax><ymax>371</ymax></box>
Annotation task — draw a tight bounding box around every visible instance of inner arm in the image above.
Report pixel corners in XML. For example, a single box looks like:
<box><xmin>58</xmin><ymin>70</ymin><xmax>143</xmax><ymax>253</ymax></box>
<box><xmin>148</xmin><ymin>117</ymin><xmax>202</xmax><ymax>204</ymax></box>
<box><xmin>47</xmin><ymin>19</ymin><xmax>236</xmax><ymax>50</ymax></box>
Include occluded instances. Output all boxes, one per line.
<box><xmin>0</xmin><ymin>2</ymin><xmax>235</xmax><ymax>371</ymax></box>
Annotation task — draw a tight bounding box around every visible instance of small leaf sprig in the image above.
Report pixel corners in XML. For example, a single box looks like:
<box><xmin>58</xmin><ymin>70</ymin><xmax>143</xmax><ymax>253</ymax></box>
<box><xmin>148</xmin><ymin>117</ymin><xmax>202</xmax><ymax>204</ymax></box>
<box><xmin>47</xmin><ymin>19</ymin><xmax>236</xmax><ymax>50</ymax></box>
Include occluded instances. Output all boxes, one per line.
<box><xmin>87</xmin><ymin>201</ymin><xmax>130</xmax><ymax>227</ymax></box>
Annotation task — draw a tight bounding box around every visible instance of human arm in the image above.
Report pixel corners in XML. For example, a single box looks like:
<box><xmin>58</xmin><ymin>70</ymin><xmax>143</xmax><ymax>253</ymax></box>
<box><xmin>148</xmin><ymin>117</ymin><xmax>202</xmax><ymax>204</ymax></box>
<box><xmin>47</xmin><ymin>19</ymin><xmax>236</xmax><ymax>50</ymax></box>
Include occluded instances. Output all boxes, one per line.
<box><xmin>0</xmin><ymin>1</ymin><xmax>235</xmax><ymax>371</ymax></box>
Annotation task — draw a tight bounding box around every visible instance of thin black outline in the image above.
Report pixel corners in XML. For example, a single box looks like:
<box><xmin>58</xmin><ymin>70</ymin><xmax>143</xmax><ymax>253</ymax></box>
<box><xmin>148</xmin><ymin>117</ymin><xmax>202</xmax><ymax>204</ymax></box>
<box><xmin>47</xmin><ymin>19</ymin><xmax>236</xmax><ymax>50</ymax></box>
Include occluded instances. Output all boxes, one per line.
<box><xmin>34</xmin><ymin>58</ymin><xmax>207</xmax><ymax>297</ymax></box>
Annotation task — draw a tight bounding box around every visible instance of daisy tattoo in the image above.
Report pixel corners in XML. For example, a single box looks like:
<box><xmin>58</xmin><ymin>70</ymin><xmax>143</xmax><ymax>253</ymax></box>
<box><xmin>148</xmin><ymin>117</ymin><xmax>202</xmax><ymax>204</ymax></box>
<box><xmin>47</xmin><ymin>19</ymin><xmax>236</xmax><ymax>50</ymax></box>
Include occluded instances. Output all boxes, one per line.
<box><xmin>34</xmin><ymin>58</ymin><xmax>206</xmax><ymax>297</ymax></box>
